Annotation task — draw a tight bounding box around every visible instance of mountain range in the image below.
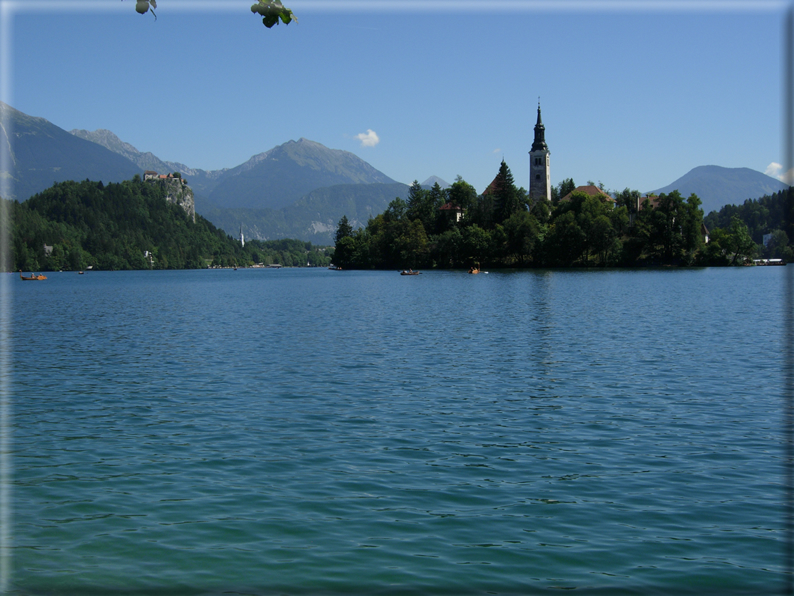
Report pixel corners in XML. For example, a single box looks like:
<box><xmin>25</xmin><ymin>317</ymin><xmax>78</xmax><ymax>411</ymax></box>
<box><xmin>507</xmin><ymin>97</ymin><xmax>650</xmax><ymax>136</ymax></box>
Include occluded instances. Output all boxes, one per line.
<box><xmin>68</xmin><ymin>127</ymin><xmax>227</xmax><ymax>203</ymax></box>
<box><xmin>203</xmin><ymin>138</ymin><xmax>396</xmax><ymax>210</ymax></box>
<box><xmin>648</xmin><ymin>165</ymin><xmax>789</xmax><ymax>215</ymax></box>
<box><xmin>204</xmin><ymin>182</ymin><xmax>410</xmax><ymax>245</ymax></box>
<box><xmin>0</xmin><ymin>102</ymin><xmax>141</xmax><ymax>201</ymax></box>
<box><xmin>421</xmin><ymin>176</ymin><xmax>450</xmax><ymax>189</ymax></box>
<box><xmin>68</xmin><ymin>128</ymin><xmax>396</xmax><ymax>213</ymax></box>
<box><xmin>2</xmin><ymin>103</ymin><xmax>789</xmax><ymax>244</ymax></box>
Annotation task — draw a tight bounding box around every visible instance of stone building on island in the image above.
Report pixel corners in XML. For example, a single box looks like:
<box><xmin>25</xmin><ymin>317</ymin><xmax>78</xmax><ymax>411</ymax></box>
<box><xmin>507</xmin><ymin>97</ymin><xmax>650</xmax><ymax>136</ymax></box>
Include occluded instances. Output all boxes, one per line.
<box><xmin>529</xmin><ymin>103</ymin><xmax>551</xmax><ymax>203</ymax></box>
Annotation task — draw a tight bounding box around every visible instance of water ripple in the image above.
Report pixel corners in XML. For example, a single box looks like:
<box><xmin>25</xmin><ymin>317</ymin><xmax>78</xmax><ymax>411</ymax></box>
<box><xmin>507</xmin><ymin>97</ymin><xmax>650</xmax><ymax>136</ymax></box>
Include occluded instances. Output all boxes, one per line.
<box><xmin>8</xmin><ymin>267</ymin><xmax>788</xmax><ymax>595</ymax></box>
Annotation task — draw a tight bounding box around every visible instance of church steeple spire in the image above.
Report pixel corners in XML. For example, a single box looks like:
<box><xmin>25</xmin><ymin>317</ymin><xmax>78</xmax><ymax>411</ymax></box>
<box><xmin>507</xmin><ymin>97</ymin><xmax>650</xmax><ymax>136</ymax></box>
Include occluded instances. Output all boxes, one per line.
<box><xmin>531</xmin><ymin>102</ymin><xmax>548</xmax><ymax>152</ymax></box>
<box><xmin>529</xmin><ymin>100</ymin><xmax>551</xmax><ymax>202</ymax></box>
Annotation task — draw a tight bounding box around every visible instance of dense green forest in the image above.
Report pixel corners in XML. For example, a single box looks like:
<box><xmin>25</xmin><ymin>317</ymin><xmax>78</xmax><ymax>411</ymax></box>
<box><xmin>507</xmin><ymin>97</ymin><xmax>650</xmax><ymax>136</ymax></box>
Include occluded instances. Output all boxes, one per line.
<box><xmin>703</xmin><ymin>188</ymin><xmax>794</xmax><ymax>261</ymax></box>
<box><xmin>9</xmin><ymin>177</ymin><xmax>332</xmax><ymax>271</ymax></box>
<box><xmin>334</xmin><ymin>161</ymin><xmax>784</xmax><ymax>270</ymax></box>
<box><xmin>8</xmin><ymin>167</ymin><xmax>790</xmax><ymax>273</ymax></box>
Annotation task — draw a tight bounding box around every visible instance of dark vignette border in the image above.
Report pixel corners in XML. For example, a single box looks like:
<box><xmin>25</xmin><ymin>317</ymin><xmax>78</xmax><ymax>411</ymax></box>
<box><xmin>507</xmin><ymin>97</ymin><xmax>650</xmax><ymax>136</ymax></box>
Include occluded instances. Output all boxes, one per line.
<box><xmin>2</xmin><ymin>3</ymin><xmax>794</xmax><ymax>596</ymax></box>
<box><xmin>785</xmin><ymin>4</ymin><xmax>794</xmax><ymax>596</ymax></box>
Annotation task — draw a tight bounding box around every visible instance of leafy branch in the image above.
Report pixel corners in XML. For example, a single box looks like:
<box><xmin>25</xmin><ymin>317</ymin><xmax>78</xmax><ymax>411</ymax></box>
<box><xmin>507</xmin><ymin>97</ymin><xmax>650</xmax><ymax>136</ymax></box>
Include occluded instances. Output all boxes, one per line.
<box><xmin>126</xmin><ymin>0</ymin><xmax>297</xmax><ymax>28</ymax></box>
<box><xmin>251</xmin><ymin>0</ymin><xmax>297</xmax><ymax>28</ymax></box>
<box><xmin>134</xmin><ymin>0</ymin><xmax>156</xmax><ymax>19</ymax></box>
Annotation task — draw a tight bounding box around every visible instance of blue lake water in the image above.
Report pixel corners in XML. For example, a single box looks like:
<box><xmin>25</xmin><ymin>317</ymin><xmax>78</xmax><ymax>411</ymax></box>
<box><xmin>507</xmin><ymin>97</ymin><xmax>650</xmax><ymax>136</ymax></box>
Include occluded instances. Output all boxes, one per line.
<box><xmin>5</xmin><ymin>267</ymin><xmax>791</xmax><ymax>595</ymax></box>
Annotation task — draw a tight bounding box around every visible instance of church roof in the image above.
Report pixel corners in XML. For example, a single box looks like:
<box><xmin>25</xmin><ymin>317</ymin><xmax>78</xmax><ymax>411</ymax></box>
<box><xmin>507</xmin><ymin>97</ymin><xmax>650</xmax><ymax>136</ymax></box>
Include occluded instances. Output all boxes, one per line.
<box><xmin>482</xmin><ymin>164</ymin><xmax>509</xmax><ymax>196</ymax></box>
<box><xmin>531</xmin><ymin>104</ymin><xmax>548</xmax><ymax>152</ymax></box>
<box><xmin>482</xmin><ymin>176</ymin><xmax>502</xmax><ymax>197</ymax></box>
<box><xmin>560</xmin><ymin>185</ymin><xmax>615</xmax><ymax>203</ymax></box>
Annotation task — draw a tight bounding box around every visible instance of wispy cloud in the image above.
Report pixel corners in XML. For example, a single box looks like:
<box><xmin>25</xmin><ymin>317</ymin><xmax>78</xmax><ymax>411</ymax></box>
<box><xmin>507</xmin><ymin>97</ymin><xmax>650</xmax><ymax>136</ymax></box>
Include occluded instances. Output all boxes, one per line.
<box><xmin>355</xmin><ymin>129</ymin><xmax>380</xmax><ymax>147</ymax></box>
<box><xmin>765</xmin><ymin>162</ymin><xmax>794</xmax><ymax>184</ymax></box>
<box><xmin>492</xmin><ymin>148</ymin><xmax>501</xmax><ymax>154</ymax></box>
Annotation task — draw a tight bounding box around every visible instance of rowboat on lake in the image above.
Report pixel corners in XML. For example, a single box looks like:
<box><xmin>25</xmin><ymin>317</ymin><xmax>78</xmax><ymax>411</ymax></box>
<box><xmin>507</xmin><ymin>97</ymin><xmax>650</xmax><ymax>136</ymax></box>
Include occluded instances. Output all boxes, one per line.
<box><xmin>20</xmin><ymin>273</ymin><xmax>47</xmax><ymax>281</ymax></box>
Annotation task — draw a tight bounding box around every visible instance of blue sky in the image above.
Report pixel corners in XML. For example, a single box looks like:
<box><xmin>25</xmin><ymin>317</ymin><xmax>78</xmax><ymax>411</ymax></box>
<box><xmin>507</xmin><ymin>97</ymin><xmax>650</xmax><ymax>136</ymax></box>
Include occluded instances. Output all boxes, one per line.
<box><xmin>2</xmin><ymin>0</ymin><xmax>791</xmax><ymax>195</ymax></box>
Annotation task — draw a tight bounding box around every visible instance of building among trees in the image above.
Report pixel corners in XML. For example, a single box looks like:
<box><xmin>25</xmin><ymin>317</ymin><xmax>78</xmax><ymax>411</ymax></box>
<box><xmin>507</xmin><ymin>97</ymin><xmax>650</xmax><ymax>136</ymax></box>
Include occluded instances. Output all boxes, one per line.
<box><xmin>329</xmin><ymin>98</ymin><xmax>773</xmax><ymax>270</ymax></box>
<box><xmin>560</xmin><ymin>185</ymin><xmax>615</xmax><ymax>204</ymax></box>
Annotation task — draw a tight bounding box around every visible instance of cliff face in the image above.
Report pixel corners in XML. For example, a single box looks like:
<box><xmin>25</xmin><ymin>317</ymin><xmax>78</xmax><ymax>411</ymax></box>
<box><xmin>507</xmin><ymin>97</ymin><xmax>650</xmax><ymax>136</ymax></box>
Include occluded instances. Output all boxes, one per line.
<box><xmin>151</xmin><ymin>178</ymin><xmax>195</xmax><ymax>223</ymax></box>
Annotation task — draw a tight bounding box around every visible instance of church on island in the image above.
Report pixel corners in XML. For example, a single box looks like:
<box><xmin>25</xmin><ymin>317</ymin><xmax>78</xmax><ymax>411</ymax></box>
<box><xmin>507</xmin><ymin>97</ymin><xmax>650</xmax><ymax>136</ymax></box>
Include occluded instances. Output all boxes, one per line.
<box><xmin>525</xmin><ymin>102</ymin><xmax>610</xmax><ymax>204</ymax></box>
<box><xmin>482</xmin><ymin>102</ymin><xmax>559</xmax><ymax>203</ymax></box>
<box><xmin>526</xmin><ymin>104</ymin><xmax>616</xmax><ymax>205</ymax></box>
<box><xmin>458</xmin><ymin>102</ymin><xmax>631</xmax><ymax>210</ymax></box>
<box><xmin>522</xmin><ymin>106</ymin><xmax>707</xmax><ymax>244</ymax></box>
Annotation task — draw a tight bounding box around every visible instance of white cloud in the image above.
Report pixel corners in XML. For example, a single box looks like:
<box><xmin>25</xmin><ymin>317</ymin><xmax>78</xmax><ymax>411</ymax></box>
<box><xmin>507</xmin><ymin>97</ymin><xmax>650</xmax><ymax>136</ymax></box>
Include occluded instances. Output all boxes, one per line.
<box><xmin>765</xmin><ymin>162</ymin><xmax>794</xmax><ymax>184</ymax></box>
<box><xmin>355</xmin><ymin>129</ymin><xmax>379</xmax><ymax>147</ymax></box>
<box><xmin>765</xmin><ymin>162</ymin><xmax>783</xmax><ymax>177</ymax></box>
<box><xmin>493</xmin><ymin>148</ymin><xmax>501</xmax><ymax>154</ymax></box>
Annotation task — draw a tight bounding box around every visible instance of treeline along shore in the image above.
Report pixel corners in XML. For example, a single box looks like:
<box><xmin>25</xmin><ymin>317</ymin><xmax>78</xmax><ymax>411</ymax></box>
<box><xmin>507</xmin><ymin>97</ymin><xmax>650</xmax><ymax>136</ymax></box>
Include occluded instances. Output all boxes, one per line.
<box><xmin>333</xmin><ymin>161</ymin><xmax>794</xmax><ymax>270</ymax></box>
<box><xmin>5</xmin><ymin>165</ymin><xmax>792</xmax><ymax>272</ymax></box>
<box><xmin>7</xmin><ymin>176</ymin><xmax>332</xmax><ymax>271</ymax></box>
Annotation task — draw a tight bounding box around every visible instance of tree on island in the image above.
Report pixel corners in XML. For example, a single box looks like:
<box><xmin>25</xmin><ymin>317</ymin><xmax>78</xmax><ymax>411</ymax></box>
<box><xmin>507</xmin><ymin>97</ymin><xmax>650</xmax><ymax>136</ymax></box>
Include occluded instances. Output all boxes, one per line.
<box><xmin>327</xmin><ymin>154</ymin><xmax>770</xmax><ymax>270</ymax></box>
<box><xmin>333</xmin><ymin>215</ymin><xmax>355</xmax><ymax>267</ymax></box>
<box><xmin>447</xmin><ymin>176</ymin><xmax>478</xmax><ymax>212</ymax></box>
<box><xmin>489</xmin><ymin>160</ymin><xmax>523</xmax><ymax>225</ymax></box>
<box><xmin>551</xmin><ymin>178</ymin><xmax>576</xmax><ymax>204</ymax></box>
<box><xmin>701</xmin><ymin>216</ymin><xmax>756</xmax><ymax>265</ymax></box>
<box><xmin>647</xmin><ymin>190</ymin><xmax>704</xmax><ymax>264</ymax></box>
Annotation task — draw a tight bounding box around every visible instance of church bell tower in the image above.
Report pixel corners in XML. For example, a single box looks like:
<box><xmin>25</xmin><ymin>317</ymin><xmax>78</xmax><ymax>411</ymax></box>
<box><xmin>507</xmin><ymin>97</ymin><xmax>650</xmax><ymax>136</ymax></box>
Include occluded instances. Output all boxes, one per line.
<box><xmin>529</xmin><ymin>102</ymin><xmax>551</xmax><ymax>202</ymax></box>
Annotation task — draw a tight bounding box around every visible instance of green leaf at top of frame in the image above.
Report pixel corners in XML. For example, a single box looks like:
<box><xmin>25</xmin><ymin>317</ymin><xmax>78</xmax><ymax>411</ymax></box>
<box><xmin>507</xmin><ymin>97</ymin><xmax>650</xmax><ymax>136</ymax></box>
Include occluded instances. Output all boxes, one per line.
<box><xmin>251</xmin><ymin>0</ymin><xmax>296</xmax><ymax>27</ymax></box>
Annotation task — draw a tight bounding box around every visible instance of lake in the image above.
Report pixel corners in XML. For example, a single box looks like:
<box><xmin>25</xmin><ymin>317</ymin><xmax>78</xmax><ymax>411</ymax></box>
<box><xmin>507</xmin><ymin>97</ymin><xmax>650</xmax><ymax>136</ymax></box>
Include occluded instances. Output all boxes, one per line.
<box><xmin>5</xmin><ymin>267</ymin><xmax>790</xmax><ymax>595</ymax></box>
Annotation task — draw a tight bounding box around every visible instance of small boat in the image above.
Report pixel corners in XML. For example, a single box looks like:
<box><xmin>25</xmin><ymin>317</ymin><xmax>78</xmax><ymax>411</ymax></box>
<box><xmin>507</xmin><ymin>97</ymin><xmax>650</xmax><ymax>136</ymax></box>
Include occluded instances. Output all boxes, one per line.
<box><xmin>20</xmin><ymin>273</ymin><xmax>47</xmax><ymax>281</ymax></box>
<box><xmin>400</xmin><ymin>269</ymin><xmax>420</xmax><ymax>276</ymax></box>
<box><xmin>468</xmin><ymin>268</ymin><xmax>480</xmax><ymax>274</ymax></box>
<box><xmin>78</xmin><ymin>271</ymin><xmax>84</xmax><ymax>275</ymax></box>
<box><xmin>329</xmin><ymin>266</ymin><xmax>343</xmax><ymax>271</ymax></box>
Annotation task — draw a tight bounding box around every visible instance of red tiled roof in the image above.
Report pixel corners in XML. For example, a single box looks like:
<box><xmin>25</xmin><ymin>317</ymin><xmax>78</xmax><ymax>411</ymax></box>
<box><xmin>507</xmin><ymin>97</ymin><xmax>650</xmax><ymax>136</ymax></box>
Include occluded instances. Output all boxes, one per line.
<box><xmin>482</xmin><ymin>174</ymin><xmax>505</xmax><ymax>197</ymax></box>
<box><xmin>560</xmin><ymin>185</ymin><xmax>615</xmax><ymax>203</ymax></box>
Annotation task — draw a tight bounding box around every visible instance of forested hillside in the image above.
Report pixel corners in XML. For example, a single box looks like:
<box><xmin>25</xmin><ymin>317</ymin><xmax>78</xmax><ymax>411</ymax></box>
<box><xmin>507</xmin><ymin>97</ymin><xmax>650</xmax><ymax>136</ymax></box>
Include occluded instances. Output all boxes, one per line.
<box><xmin>10</xmin><ymin>177</ymin><xmax>332</xmax><ymax>271</ymax></box>
<box><xmin>703</xmin><ymin>187</ymin><xmax>794</xmax><ymax>260</ymax></box>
